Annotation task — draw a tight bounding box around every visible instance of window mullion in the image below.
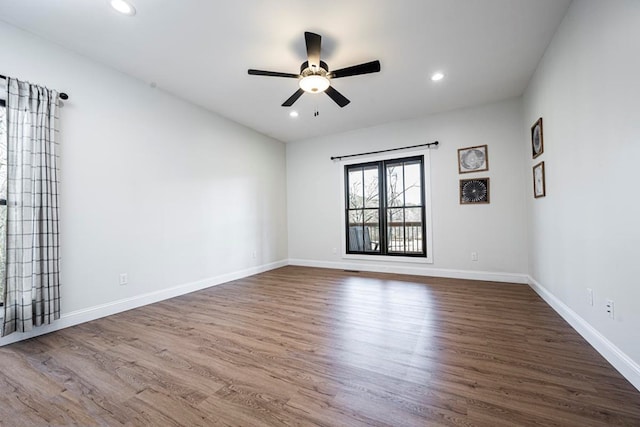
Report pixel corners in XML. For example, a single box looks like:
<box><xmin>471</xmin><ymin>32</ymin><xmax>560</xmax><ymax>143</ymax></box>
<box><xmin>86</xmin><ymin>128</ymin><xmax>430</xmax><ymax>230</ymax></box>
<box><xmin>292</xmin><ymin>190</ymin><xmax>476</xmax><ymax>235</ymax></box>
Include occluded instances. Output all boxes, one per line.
<box><xmin>359</xmin><ymin>168</ymin><xmax>365</xmax><ymax>251</ymax></box>
<box><xmin>402</xmin><ymin>162</ymin><xmax>407</xmax><ymax>255</ymax></box>
<box><xmin>379</xmin><ymin>161</ymin><xmax>386</xmax><ymax>255</ymax></box>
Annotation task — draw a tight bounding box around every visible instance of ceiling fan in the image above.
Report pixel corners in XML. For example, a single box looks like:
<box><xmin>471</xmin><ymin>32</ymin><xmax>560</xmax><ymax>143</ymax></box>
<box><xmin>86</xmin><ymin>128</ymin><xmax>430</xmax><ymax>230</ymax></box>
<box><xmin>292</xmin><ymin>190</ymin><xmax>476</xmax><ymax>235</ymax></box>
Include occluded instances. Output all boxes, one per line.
<box><xmin>248</xmin><ymin>31</ymin><xmax>381</xmax><ymax>108</ymax></box>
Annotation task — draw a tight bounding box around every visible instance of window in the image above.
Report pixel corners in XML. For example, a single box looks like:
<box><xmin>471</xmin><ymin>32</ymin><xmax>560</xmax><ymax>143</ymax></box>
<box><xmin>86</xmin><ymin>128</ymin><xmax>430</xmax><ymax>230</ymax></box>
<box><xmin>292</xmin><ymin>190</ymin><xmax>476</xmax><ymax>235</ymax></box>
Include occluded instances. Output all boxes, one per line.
<box><xmin>0</xmin><ymin>99</ymin><xmax>5</xmax><ymax>302</ymax></box>
<box><xmin>345</xmin><ymin>155</ymin><xmax>427</xmax><ymax>257</ymax></box>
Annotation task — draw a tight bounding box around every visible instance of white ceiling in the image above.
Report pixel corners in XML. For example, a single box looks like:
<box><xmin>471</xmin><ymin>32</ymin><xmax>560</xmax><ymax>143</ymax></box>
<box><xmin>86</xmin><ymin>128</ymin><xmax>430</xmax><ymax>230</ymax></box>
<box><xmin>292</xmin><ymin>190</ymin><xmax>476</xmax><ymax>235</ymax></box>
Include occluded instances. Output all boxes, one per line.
<box><xmin>0</xmin><ymin>0</ymin><xmax>571</xmax><ymax>143</ymax></box>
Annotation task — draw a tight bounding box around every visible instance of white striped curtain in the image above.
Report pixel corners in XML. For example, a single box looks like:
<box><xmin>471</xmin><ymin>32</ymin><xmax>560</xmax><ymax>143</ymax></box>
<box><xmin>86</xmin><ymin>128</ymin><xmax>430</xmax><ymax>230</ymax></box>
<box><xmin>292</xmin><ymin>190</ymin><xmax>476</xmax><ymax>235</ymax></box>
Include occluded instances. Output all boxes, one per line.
<box><xmin>2</xmin><ymin>78</ymin><xmax>60</xmax><ymax>336</ymax></box>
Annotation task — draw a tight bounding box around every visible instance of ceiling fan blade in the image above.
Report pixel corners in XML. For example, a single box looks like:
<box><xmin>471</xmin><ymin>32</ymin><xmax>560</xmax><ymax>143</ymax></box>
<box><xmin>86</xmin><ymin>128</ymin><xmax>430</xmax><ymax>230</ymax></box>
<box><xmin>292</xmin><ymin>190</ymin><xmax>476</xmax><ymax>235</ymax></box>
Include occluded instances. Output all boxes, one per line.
<box><xmin>330</xmin><ymin>60</ymin><xmax>381</xmax><ymax>79</ymax></box>
<box><xmin>325</xmin><ymin>86</ymin><xmax>350</xmax><ymax>108</ymax></box>
<box><xmin>305</xmin><ymin>32</ymin><xmax>322</xmax><ymax>69</ymax></box>
<box><xmin>282</xmin><ymin>88</ymin><xmax>305</xmax><ymax>107</ymax></box>
<box><xmin>248</xmin><ymin>69</ymin><xmax>300</xmax><ymax>78</ymax></box>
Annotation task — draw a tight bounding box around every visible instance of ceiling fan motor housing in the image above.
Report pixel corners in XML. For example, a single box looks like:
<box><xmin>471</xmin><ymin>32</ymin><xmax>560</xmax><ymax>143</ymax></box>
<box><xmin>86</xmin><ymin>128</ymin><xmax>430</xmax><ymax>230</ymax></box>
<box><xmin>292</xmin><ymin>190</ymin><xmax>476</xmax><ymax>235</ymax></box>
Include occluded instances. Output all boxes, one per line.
<box><xmin>299</xmin><ymin>60</ymin><xmax>330</xmax><ymax>93</ymax></box>
<box><xmin>300</xmin><ymin>60</ymin><xmax>329</xmax><ymax>76</ymax></box>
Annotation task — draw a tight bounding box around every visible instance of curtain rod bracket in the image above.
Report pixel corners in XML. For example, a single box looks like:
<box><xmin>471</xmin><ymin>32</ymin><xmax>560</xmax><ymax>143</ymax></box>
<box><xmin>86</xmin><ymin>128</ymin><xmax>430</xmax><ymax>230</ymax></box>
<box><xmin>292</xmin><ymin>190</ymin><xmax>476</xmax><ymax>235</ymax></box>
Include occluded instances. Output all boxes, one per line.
<box><xmin>331</xmin><ymin>140</ymin><xmax>439</xmax><ymax>161</ymax></box>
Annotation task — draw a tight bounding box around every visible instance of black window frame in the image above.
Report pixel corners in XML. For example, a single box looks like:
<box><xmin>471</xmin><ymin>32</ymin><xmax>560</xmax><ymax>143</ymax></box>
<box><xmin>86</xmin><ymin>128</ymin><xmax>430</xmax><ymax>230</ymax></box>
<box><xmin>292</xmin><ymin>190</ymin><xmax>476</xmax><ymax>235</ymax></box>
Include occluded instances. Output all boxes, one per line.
<box><xmin>0</xmin><ymin>100</ymin><xmax>5</xmax><ymax>306</ymax></box>
<box><xmin>344</xmin><ymin>155</ymin><xmax>427</xmax><ymax>257</ymax></box>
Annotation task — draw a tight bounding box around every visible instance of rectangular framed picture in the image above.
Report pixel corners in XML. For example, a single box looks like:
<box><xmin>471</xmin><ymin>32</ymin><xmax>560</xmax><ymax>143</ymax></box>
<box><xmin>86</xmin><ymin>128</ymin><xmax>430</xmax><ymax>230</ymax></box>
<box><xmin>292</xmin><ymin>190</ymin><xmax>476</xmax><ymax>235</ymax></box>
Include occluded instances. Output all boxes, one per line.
<box><xmin>458</xmin><ymin>144</ymin><xmax>489</xmax><ymax>174</ymax></box>
<box><xmin>533</xmin><ymin>161</ymin><xmax>546</xmax><ymax>198</ymax></box>
<box><xmin>459</xmin><ymin>177</ymin><xmax>490</xmax><ymax>204</ymax></box>
<box><xmin>531</xmin><ymin>117</ymin><xmax>544</xmax><ymax>158</ymax></box>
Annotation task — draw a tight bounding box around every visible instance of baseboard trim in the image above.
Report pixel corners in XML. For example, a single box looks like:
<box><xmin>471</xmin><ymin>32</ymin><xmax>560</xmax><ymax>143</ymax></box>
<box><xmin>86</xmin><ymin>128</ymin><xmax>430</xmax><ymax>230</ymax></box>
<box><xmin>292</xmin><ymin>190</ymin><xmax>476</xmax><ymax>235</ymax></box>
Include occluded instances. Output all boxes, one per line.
<box><xmin>528</xmin><ymin>275</ymin><xmax>640</xmax><ymax>392</ymax></box>
<box><xmin>288</xmin><ymin>258</ymin><xmax>528</xmax><ymax>284</ymax></box>
<box><xmin>0</xmin><ymin>259</ymin><xmax>288</xmax><ymax>347</ymax></box>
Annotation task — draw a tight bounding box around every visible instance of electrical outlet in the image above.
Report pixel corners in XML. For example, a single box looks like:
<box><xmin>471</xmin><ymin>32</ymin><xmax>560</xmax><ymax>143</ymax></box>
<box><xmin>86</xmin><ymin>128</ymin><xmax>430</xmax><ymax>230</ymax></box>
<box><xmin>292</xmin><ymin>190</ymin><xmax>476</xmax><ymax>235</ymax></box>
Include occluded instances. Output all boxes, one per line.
<box><xmin>332</xmin><ymin>247</ymin><xmax>337</xmax><ymax>254</ymax></box>
<box><xmin>587</xmin><ymin>288</ymin><xmax>593</xmax><ymax>306</ymax></box>
<box><xmin>251</xmin><ymin>250</ymin><xmax>257</xmax><ymax>259</ymax></box>
<box><xmin>606</xmin><ymin>299</ymin><xmax>614</xmax><ymax>319</ymax></box>
<box><xmin>471</xmin><ymin>252</ymin><xmax>478</xmax><ymax>261</ymax></box>
<box><xmin>119</xmin><ymin>273</ymin><xmax>128</xmax><ymax>286</ymax></box>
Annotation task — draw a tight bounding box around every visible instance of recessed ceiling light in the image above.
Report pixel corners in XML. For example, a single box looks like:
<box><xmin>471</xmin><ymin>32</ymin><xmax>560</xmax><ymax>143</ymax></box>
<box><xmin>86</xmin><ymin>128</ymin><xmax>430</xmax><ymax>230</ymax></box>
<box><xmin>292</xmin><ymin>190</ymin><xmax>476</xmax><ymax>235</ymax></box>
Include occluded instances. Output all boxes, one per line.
<box><xmin>289</xmin><ymin>111</ymin><xmax>299</xmax><ymax>118</ymax></box>
<box><xmin>109</xmin><ymin>0</ymin><xmax>136</xmax><ymax>16</ymax></box>
<box><xmin>431</xmin><ymin>72</ymin><xmax>445</xmax><ymax>82</ymax></box>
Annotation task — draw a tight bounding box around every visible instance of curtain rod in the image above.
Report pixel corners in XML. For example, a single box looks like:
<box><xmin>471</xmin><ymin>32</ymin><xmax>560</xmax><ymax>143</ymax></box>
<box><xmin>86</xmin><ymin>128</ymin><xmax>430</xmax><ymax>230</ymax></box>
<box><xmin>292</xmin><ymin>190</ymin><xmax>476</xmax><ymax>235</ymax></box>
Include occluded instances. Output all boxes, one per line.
<box><xmin>330</xmin><ymin>140</ymin><xmax>439</xmax><ymax>161</ymax></box>
<box><xmin>0</xmin><ymin>74</ymin><xmax>69</xmax><ymax>100</ymax></box>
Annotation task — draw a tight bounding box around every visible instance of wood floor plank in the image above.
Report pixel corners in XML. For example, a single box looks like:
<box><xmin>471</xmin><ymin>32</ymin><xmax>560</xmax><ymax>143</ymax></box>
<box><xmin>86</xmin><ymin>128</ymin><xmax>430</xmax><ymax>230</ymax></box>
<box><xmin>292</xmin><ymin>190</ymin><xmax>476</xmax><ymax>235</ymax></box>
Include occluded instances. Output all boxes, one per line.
<box><xmin>1</xmin><ymin>266</ymin><xmax>639</xmax><ymax>426</ymax></box>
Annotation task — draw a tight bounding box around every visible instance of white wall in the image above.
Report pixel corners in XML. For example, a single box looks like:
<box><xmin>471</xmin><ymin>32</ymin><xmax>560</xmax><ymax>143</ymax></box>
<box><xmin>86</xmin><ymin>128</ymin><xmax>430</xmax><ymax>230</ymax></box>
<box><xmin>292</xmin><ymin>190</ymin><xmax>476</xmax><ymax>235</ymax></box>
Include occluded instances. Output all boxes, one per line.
<box><xmin>287</xmin><ymin>98</ymin><xmax>527</xmax><ymax>282</ymax></box>
<box><xmin>523</xmin><ymin>0</ymin><xmax>640</xmax><ymax>387</ymax></box>
<box><xmin>0</xmin><ymin>22</ymin><xmax>287</xmax><ymax>344</ymax></box>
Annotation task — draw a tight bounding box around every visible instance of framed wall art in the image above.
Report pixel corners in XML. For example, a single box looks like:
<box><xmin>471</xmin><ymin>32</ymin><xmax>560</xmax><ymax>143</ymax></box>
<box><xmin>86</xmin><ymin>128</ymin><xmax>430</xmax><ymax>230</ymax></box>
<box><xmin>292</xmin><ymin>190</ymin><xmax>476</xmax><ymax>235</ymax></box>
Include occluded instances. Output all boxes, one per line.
<box><xmin>458</xmin><ymin>144</ymin><xmax>488</xmax><ymax>174</ymax></box>
<box><xmin>533</xmin><ymin>161</ymin><xmax>546</xmax><ymax>198</ymax></box>
<box><xmin>459</xmin><ymin>178</ymin><xmax>490</xmax><ymax>204</ymax></box>
<box><xmin>531</xmin><ymin>117</ymin><xmax>543</xmax><ymax>158</ymax></box>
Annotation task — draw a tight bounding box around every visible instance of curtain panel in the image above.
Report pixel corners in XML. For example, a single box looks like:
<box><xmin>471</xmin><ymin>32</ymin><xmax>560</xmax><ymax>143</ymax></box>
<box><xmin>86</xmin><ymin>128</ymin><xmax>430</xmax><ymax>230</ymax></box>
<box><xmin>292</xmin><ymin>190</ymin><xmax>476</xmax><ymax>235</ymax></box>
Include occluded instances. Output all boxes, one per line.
<box><xmin>2</xmin><ymin>78</ymin><xmax>60</xmax><ymax>336</ymax></box>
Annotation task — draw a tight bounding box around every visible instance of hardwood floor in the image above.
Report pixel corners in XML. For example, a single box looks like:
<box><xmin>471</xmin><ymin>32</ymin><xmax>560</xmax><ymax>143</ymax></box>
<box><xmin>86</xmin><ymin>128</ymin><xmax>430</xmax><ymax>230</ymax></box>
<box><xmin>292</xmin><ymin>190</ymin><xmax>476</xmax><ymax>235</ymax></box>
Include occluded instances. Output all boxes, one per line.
<box><xmin>1</xmin><ymin>266</ymin><xmax>639</xmax><ymax>426</ymax></box>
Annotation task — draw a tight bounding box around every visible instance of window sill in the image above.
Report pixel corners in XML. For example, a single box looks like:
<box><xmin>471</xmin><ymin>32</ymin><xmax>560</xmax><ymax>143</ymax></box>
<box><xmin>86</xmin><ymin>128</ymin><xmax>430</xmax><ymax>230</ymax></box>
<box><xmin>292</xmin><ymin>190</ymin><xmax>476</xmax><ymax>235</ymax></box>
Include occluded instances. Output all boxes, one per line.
<box><xmin>342</xmin><ymin>253</ymin><xmax>433</xmax><ymax>264</ymax></box>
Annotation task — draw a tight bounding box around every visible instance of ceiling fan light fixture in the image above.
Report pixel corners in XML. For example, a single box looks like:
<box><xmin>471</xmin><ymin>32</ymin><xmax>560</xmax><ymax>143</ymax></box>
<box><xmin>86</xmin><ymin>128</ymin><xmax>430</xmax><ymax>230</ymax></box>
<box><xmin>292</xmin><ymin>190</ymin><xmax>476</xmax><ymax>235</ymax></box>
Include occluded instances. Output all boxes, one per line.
<box><xmin>248</xmin><ymin>32</ymin><xmax>380</xmax><ymax>108</ymax></box>
<box><xmin>109</xmin><ymin>0</ymin><xmax>136</xmax><ymax>16</ymax></box>
<box><xmin>299</xmin><ymin>75</ymin><xmax>330</xmax><ymax>93</ymax></box>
